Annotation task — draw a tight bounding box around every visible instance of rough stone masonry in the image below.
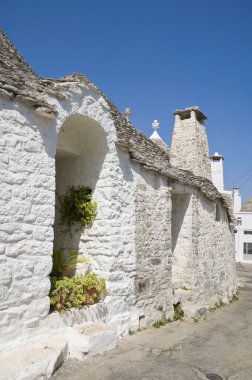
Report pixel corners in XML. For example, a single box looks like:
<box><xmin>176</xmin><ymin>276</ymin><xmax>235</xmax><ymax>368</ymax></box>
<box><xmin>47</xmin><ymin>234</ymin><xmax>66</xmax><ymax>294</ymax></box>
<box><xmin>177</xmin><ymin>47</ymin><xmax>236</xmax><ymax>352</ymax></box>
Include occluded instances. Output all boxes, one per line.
<box><xmin>0</xmin><ymin>28</ymin><xmax>237</xmax><ymax>365</ymax></box>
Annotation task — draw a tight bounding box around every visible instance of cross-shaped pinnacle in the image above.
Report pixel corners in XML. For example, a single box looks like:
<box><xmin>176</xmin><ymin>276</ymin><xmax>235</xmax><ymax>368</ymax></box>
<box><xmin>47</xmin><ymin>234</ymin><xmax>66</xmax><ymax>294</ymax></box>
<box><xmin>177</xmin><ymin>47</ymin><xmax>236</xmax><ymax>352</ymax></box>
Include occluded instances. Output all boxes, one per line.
<box><xmin>124</xmin><ymin>107</ymin><xmax>132</xmax><ymax>122</ymax></box>
<box><xmin>152</xmin><ymin>119</ymin><xmax>159</xmax><ymax>130</ymax></box>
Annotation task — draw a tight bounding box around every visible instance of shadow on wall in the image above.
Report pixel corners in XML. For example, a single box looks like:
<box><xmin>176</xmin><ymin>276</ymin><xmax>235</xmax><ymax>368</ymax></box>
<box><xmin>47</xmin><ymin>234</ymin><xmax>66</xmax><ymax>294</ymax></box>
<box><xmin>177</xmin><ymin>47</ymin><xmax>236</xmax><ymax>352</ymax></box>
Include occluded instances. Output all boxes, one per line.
<box><xmin>171</xmin><ymin>191</ymin><xmax>193</xmax><ymax>289</ymax></box>
<box><xmin>116</xmin><ymin>146</ymin><xmax>134</xmax><ymax>183</ymax></box>
<box><xmin>53</xmin><ymin>113</ymin><xmax>108</xmax><ymax>256</ymax></box>
<box><xmin>171</xmin><ymin>191</ymin><xmax>191</xmax><ymax>252</ymax></box>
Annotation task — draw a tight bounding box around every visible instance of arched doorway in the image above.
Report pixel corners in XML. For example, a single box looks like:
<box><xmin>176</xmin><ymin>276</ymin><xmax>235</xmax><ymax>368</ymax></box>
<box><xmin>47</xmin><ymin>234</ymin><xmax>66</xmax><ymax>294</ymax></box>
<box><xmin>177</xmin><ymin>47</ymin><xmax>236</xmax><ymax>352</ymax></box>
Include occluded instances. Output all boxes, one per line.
<box><xmin>53</xmin><ymin>114</ymin><xmax>108</xmax><ymax>260</ymax></box>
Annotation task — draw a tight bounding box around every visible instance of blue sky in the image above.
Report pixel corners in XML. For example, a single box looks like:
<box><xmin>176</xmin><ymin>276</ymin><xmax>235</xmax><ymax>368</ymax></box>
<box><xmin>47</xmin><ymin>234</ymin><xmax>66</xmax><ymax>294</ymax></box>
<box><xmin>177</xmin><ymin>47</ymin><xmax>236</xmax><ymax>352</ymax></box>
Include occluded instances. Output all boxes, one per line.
<box><xmin>1</xmin><ymin>0</ymin><xmax>252</xmax><ymax>201</ymax></box>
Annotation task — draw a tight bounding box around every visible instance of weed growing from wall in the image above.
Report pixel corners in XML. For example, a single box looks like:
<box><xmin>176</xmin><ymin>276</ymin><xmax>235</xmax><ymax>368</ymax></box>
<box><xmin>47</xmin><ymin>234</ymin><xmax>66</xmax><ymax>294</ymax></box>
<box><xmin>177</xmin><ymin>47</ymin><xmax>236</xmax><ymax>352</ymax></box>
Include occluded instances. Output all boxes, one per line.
<box><xmin>173</xmin><ymin>302</ymin><xmax>184</xmax><ymax>321</ymax></box>
<box><xmin>57</xmin><ymin>185</ymin><xmax>97</xmax><ymax>231</ymax></box>
<box><xmin>229</xmin><ymin>293</ymin><xmax>239</xmax><ymax>303</ymax></box>
<box><xmin>209</xmin><ymin>298</ymin><xmax>225</xmax><ymax>312</ymax></box>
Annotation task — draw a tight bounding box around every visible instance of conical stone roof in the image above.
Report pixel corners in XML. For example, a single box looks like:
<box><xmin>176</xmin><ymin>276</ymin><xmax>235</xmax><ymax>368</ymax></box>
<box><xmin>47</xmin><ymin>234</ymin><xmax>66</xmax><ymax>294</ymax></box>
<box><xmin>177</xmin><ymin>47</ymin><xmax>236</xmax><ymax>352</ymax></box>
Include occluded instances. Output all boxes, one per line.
<box><xmin>0</xmin><ymin>29</ymin><xmax>56</xmax><ymax>116</ymax></box>
<box><xmin>149</xmin><ymin>130</ymin><xmax>169</xmax><ymax>153</ymax></box>
<box><xmin>241</xmin><ymin>196</ymin><xmax>252</xmax><ymax>212</ymax></box>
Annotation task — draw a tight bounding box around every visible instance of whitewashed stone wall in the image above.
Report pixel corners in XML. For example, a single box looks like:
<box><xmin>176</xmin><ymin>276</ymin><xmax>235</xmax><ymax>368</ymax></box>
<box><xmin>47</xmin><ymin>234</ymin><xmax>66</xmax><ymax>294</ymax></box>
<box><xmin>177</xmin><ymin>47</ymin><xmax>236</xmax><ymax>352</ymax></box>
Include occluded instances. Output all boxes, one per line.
<box><xmin>173</xmin><ymin>190</ymin><xmax>237</xmax><ymax>318</ymax></box>
<box><xmin>0</xmin><ymin>86</ymin><xmax>144</xmax><ymax>350</ymax></box>
<box><xmin>193</xmin><ymin>193</ymin><xmax>237</xmax><ymax>305</ymax></box>
<box><xmin>52</xmin><ymin>87</ymin><xmax>139</xmax><ymax>336</ymax></box>
<box><xmin>0</xmin><ymin>97</ymin><xmax>56</xmax><ymax>349</ymax></box>
<box><xmin>0</xmin><ymin>87</ymin><xmax>237</xmax><ymax>355</ymax></box>
<box><xmin>134</xmin><ymin>171</ymin><xmax>173</xmax><ymax>324</ymax></box>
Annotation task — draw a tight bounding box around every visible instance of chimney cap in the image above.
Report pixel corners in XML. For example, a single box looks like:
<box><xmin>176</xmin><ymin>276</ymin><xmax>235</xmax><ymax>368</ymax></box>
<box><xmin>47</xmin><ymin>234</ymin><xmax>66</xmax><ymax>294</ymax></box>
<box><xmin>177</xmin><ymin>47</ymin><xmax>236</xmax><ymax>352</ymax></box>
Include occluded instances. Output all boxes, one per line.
<box><xmin>210</xmin><ymin>152</ymin><xmax>224</xmax><ymax>160</ymax></box>
<box><xmin>174</xmin><ymin>106</ymin><xmax>207</xmax><ymax>121</ymax></box>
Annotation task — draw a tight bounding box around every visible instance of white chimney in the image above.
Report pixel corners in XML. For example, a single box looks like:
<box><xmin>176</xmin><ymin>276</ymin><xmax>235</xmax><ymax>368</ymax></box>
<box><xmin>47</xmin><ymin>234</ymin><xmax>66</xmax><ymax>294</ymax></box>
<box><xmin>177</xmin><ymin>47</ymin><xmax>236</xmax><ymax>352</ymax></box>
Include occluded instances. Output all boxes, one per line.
<box><xmin>210</xmin><ymin>152</ymin><xmax>224</xmax><ymax>191</ymax></box>
<box><xmin>233</xmin><ymin>188</ymin><xmax>241</xmax><ymax>213</ymax></box>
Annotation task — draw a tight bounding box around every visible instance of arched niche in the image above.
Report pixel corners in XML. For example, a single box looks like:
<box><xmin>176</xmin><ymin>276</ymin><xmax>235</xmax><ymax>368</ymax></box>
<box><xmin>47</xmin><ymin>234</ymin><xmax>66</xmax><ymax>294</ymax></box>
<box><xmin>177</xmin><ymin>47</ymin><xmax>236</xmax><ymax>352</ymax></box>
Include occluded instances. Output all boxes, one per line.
<box><xmin>53</xmin><ymin>114</ymin><xmax>108</xmax><ymax>254</ymax></box>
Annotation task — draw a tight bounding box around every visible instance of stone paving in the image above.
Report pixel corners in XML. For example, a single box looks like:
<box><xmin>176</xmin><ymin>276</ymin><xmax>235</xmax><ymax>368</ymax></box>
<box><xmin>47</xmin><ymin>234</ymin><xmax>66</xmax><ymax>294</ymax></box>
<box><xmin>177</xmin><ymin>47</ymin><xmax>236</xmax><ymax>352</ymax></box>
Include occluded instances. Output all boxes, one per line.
<box><xmin>53</xmin><ymin>264</ymin><xmax>252</xmax><ymax>380</ymax></box>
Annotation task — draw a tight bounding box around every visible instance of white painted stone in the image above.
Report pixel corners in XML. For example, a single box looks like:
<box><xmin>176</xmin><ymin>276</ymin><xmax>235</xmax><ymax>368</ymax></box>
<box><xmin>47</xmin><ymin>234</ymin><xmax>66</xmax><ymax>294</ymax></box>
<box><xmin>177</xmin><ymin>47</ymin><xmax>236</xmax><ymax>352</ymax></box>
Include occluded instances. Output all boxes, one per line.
<box><xmin>0</xmin><ymin>74</ymin><xmax>237</xmax><ymax>373</ymax></box>
<box><xmin>67</xmin><ymin>322</ymin><xmax>118</xmax><ymax>360</ymax></box>
<box><xmin>0</xmin><ymin>244</ymin><xmax>5</xmax><ymax>254</ymax></box>
<box><xmin>0</xmin><ymin>337</ymin><xmax>68</xmax><ymax>380</ymax></box>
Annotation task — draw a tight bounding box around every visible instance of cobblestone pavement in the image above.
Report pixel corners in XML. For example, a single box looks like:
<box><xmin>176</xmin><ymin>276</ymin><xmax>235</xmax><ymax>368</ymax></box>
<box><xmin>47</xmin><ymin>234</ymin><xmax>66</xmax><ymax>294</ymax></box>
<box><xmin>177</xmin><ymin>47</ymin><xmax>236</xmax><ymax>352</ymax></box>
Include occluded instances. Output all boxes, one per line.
<box><xmin>53</xmin><ymin>264</ymin><xmax>252</xmax><ymax>380</ymax></box>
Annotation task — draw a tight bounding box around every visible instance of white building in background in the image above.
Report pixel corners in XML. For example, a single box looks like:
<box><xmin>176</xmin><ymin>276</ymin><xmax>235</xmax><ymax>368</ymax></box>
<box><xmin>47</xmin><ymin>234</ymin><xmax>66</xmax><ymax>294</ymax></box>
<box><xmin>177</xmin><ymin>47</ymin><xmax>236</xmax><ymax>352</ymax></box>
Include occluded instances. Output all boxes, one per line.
<box><xmin>210</xmin><ymin>153</ymin><xmax>252</xmax><ymax>264</ymax></box>
<box><xmin>233</xmin><ymin>189</ymin><xmax>252</xmax><ymax>263</ymax></box>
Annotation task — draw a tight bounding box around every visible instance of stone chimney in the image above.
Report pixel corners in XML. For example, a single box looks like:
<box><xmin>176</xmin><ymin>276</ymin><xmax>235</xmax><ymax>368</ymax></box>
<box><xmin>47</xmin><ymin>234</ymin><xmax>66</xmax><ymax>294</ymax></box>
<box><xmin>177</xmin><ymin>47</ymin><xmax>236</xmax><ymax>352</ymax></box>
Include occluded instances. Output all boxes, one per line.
<box><xmin>210</xmin><ymin>152</ymin><xmax>224</xmax><ymax>191</ymax></box>
<box><xmin>170</xmin><ymin>106</ymin><xmax>212</xmax><ymax>180</ymax></box>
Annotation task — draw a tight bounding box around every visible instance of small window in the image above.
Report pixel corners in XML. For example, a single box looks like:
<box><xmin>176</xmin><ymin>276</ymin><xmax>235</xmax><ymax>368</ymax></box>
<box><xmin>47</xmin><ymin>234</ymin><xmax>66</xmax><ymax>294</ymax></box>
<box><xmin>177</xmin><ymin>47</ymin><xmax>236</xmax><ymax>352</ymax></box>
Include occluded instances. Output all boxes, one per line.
<box><xmin>215</xmin><ymin>204</ymin><xmax>221</xmax><ymax>222</ymax></box>
<box><xmin>244</xmin><ymin>243</ymin><xmax>252</xmax><ymax>254</ymax></box>
<box><xmin>249</xmin><ymin>244</ymin><xmax>252</xmax><ymax>254</ymax></box>
<box><xmin>244</xmin><ymin>231</ymin><xmax>252</xmax><ymax>235</ymax></box>
<box><xmin>236</xmin><ymin>217</ymin><xmax>242</xmax><ymax>226</ymax></box>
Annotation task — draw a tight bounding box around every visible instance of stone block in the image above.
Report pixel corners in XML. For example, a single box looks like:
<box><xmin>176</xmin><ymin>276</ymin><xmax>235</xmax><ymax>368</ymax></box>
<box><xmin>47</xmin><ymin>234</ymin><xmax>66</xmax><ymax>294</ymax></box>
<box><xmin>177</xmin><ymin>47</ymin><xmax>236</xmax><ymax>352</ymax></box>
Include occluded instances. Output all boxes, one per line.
<box><xmin>23</xmin><ymin>140</ymin><xmax>42</xmax><ymax>153</ymax></box>
<box><xmin>0</xmin><ymin>285</ymin><xmax>8</xmax><ymax>302</ymax></box>
<box><xmin>24</xmin><ymin>297</ymin><xmax>50</xmax><ymax>320</ymax></box>
<box><xmin>33</xmin><ymin>257</ymin><xmax>52</xmax><ymax>277</ymax></box>
<box><xmin>68</xmin><ymin>322</ymin><xmax>118</xmax><ymax>360</ymax></box>
<box><xmin>0</xmin><ymin>223</ymin><xmax>20</xmax><ymax>235</ymax></box>
<box><xmin>0</xmin><ymin>263</ymin><xmax>12</xmax><ymax>285</ymax></box>
<box><xmin>0</xmin><ymin>337</ymin><xmax>68</xmax><ymax>380</ymax></box>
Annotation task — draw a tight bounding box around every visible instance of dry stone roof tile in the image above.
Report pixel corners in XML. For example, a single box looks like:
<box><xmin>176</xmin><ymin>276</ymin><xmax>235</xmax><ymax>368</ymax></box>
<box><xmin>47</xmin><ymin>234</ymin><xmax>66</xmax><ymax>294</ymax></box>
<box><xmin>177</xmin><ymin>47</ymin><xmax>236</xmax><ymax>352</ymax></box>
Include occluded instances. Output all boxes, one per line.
<box><xmin>0</xmin><ymin>29</ymin><xmax>57</xmax><ymax>116</ymax></box>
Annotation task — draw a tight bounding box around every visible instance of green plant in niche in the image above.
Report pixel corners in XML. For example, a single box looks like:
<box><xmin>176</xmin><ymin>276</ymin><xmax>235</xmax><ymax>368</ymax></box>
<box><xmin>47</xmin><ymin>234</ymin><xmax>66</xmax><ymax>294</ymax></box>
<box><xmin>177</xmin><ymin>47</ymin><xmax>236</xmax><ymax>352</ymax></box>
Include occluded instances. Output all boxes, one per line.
<box><xmin>57</xmin><ymin>185</ymin><xmax>97</xmax><ymax>231</ymax></box>
<box><xmin>50</xmin><ymin>273</ymin><xmax>106</xmax><ymax>313</ymax></box>
<box><xmin>51</xmin><ymin>249</ymin><xmax>89</xmax><ymax>278</ymax></box>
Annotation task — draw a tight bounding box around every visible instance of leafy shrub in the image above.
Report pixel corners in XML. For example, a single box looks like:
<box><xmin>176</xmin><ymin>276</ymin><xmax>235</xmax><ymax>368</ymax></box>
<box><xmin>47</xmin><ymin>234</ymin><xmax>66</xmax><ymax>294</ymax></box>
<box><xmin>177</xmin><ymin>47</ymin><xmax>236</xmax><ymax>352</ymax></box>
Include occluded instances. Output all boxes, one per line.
<box><xmin>50</xmin><ymin>273</ymin><xmax>106</xmax><ymax>313</ymax></box>
<box><xmin>51</xmin><ymin>249</ymin><xmax>89</xmax><ymax>278</ymax></box>
<box><xmin>57</xmin><ymin>185</ymin><xmax>97</xmax><ymax>230</ymax></box>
